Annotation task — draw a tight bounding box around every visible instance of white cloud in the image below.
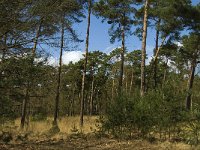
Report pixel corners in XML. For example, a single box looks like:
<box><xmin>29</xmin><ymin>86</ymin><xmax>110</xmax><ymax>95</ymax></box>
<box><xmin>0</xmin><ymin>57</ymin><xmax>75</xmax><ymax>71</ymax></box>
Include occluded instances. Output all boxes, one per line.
<box><xmin>175</xmin><ymin>41</ymin><xmax>183</xmax><ymax>47</ymax></box>
<box><xmin>104</xmin><ymin>46</ymin><xmax>115</xmax><ymax>54</ymax></box>
<box><xmin>62</xmin><ymin>51</ymin><xmax>84</xmax><ymax>64</ymax></box>
<box><xmin>104</xmin><ymin>45</ymin><xmax>122</xmax><ymax>54</ymax></box>
<box><xmin>47</xmin><ymin>56</ymin><xmax>58</xmax><ymax>66</ymax></box>
<box><xmin>47</xmin><ymin>51</ymin><xmax>84</xmax><ymax>66</ymax></box>
<box><xmin>146</xmin><ymin>45</ymin><xmax>154</xmax><ymax>65</ymax></box>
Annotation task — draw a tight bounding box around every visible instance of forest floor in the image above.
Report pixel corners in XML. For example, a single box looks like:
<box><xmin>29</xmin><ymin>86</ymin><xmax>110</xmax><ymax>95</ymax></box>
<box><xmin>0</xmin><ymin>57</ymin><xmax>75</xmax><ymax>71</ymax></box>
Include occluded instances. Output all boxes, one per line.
<box><xmin>0</xmin><ymin>134</ymin><xmax>197</xmax><ymax>150</ymax></box>
<box><xmin>0</xmin><ymin>116</ymin><xmax>199</xmax><ymax>150</ymax></box>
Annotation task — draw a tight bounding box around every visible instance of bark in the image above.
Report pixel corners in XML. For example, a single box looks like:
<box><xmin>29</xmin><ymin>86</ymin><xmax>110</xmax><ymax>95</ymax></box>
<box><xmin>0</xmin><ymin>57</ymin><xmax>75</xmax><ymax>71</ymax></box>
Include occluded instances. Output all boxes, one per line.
<box><xmin>118</xmin><ymin>24</ymin><xmax>125</xmax><ymax>93</ymax></box>
<box><xmin>53</xmin><ymin>16</ymin><xmax>64</xmax><ymax>126</ymax></box>
<box><xmin>20</xmin><ymin>86</ymin><xmax>29</xmax><ymax>129</ymax></box>
<box><xmin>112</xmin><ymin>78</ymin><xmax>115</xmax><ymax>101</ymax></box>
<box><xmin>70</xmin><ymin>87</ymin><xmax>75</xmax><ymax>116</ymax></box>
<box><xmin>125</xmin><ymin>76</ymin><xmax>128</xmax><ymax>94</ymax></box>
<box><xmin>154</xmin><ymin>36</ymin><xmax>167</xmax><ymax>62</ymax></box>
<box><xmin>20</xmin><ymin>20</ymin><xmax>42</xmax><ymax>129</ymax></box>
<box><xmin>162</xmin><ymin>59</ymin><xmax>168</xmax><ymax>87</ymax></box>
<box><xmin>153</xmin><ymin>24</ymin><xmax>160</xmax><ymax>89</ymax></box>
<box><xmin>80</xmin><ymin>0</ymin><xmax>91</xmax><ymax>127</ymax></box>
<box><xmin>32</xmin><ymin>20</ymin><xmax>42</xmax><ymax>57</ymax></box>
<box><xmin>140</xmin><ymin>0</ymin><xmax>149</xmax><ymax>96</ymax></box>
<box><xmin>90</xmin><ymin>67</ymin><xmax>94</xmax><ymax>116</ymax></box>
<box><xmin>185</xmin><ymin>60</ymin><xmax>196</xmax><ymax>110</ymax></box>
<box><xmin>129</xmin><ymin>69</ymin><xmax>134</xmax><ymax>95</ymax></box>
<box><xmin>0</xmin><ymin>34</ymin><xmax>7</xmax><ymax>84</ymax></box>
<box><xmin>2</xmin><ymin>34</ymin><xmax>7</xmax><ymax>61</ymax></box>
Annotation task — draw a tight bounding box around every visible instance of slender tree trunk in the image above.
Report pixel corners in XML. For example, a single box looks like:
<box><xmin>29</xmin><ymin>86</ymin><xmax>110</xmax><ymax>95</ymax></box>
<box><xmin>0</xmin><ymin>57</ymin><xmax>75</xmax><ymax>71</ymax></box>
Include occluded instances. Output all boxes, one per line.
<box><xmin>112</xmin><ymin>78</ymin><xmax>115</xmax><ymax>101</ymax></box>
<box><xmin>80</xmin><ymin>0</ymin><xmax>91</xmax><ymax>127</ymax></box>
<box><xmin>0</xmin><ymin>34</ymin><xmax>7</xmax><ymax>85</ymax></box>
<box><xmin>53</xmin><ymin>17</ymin><xmax>64</xmax><ymax>126</ymax></box>
<box><xmin>118</xmin><ymin>25</ymin><xmax>125</xmax><ymax>93</ymax></box>
<box><xmin>20</xmin><ymin>85</ymin><xmax>29</xmax><ymax>129</ymax></box>
<box><xmin>153</xmin><ymin>23</ymin><xmax>160</xmax><ymax>89</ymax></box>
<box><xmin>154</xmin><ymin>36</ymin><xmax>167</xmax><ymax>62</ymax></box>
<box><xmin>70</xmin><ymin>87</ymin><xmax>75</xmax><ymax>116</ymax></box>
<box><xmin>185</xmin><ymin>60</ymin><xmax>196</xmax><ymax>110</ymax></box>
<box><xmin>125</xmin><ymin>71</ymin><xmax>128</xmax><ymax>94</ymax></box>
<box><xmin>32</xmin><ymin>20</ymin><xmax>42</xmax><ymax>57</ymax></box>
<box><xmin>90</xmin><ymin>67</ymin><xmax>94</xmax><ymax>115</ymax></box>
<box><xmin>20</xmin><ymin>20</ymin><xmax>42</xmax><ymax>129</ymax></box>
<box><xmin>2</xmin><ymin>34</ymin><xmax>7</xmax><ymax>61</ymax></box>
<box><xmin>129</xmin><ymin>69</ymin><xmax>134</xmax><ymax>95</ymax></box>
<box><xmin>162</xmin><ymin>59</ymin><xmax>168</xmax><ymax>87</ymax></box>
<box><xmin>140</xmin><ymin>0</ymin><xmax>149</xmax><ymax>96</ymax></box>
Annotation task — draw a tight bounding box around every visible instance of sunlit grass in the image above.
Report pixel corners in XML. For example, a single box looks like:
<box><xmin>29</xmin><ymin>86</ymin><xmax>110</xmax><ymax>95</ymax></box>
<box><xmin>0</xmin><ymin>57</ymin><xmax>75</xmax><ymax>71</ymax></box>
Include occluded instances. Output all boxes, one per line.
<box><xmin>12</xmin><ymin>116</ymin><xmax>98</xmax><ymax>134</ymax></box>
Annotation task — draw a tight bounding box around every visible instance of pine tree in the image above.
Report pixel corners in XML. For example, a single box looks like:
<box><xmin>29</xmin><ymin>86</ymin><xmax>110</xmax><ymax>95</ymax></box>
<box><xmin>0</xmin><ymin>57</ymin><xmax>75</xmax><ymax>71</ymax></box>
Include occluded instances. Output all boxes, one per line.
<box><xmin>94</xmin><ymin>0</ymin><xmax>136</xmax><ymax>93</ymax></box>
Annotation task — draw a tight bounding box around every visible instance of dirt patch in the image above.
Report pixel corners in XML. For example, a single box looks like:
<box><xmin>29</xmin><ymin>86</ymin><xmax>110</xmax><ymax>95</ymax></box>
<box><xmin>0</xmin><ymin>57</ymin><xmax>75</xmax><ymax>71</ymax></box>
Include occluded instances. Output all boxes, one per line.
<box><xmin>0</xmin><ymin>135</ymin><xmax>197</xmax><ymax>150</ymax></box>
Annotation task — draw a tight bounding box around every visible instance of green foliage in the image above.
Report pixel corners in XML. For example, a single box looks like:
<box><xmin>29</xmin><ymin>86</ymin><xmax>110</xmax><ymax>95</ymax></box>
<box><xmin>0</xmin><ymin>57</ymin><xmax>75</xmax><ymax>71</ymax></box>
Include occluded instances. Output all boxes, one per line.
<box><xmin>0</xmin><ymin>96</ymin><xmax>17</xmax><ymax>124</ymax></box>
<box><xmin>181</xmin><ymin>104</ymin><xmax>200</xmax><ymax>146</ymax></box>
<box><xmin>99</xmin><ymin>86</ymin><xmax>188</xmax><ymax>139</ymax></box>
<box><xmin>93</xmin><ymin>0</ymin><xmax>136</xmax><ymax>43</ymax></box>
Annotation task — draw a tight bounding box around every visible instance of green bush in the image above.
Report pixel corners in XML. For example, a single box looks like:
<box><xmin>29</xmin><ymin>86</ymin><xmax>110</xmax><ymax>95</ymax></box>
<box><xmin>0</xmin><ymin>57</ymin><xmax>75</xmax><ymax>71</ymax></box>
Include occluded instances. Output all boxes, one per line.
<box><xmin>98</xmin><ymin>88</ymin><xmax>188</xmax><ymax>140</ymax></box>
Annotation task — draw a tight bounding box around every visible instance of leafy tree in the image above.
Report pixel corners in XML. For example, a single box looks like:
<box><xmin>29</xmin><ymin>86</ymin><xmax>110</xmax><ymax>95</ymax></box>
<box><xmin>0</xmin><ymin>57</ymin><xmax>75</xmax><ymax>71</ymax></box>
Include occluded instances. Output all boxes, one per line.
<box><xmin>80</xmin><ymin>0</ymin><xmax>93</xmax><ymax>127</ymax></box>
<box><xmin>140</xmin><ymin>0</ymin><xmax>149</xmax><ymax>96</ymax></box>
<box><xmin>181</xmin><ymin>33</ymin><xmax>200</xmax><ymax>110</ymax></box>
<box><xmin>93</xmin><ymin>0</ymin><xmax>136</xmax><ymax>93</ymax></box>
<box><xmin>52</xmin><ymin>0</ymin><xmax>84</xmax><ymax>126</ymax></box>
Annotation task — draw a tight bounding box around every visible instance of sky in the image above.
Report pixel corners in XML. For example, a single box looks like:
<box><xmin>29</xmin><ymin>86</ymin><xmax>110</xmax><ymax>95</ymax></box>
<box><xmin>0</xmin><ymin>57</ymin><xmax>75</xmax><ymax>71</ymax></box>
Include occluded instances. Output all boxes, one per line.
<box><xmin>47</xmin><ymin>0</ymin><xmax>199</xmax><ymax>66</ymax></box>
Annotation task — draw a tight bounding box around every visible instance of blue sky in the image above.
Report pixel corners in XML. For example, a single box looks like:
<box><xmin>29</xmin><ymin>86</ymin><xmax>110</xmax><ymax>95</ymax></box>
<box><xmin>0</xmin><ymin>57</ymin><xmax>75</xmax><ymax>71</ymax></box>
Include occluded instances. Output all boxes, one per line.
<box><xmin>47</xmin><ymin>0</ymin><xmax>199</xmax><ymax>65</ymax></box>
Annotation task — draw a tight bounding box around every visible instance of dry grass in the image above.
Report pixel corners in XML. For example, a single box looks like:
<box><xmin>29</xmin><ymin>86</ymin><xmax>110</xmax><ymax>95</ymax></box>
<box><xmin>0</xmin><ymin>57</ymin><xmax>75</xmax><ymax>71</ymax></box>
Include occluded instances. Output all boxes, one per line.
<box><xmin>1</xmin><ymin>116</ymin><xmax>197</xmax><ymax>150</ymax></box>
<box><xmin>12</xmin><ymin>116</ymin><xmax>98</xmax><ymax>134</ymax></box>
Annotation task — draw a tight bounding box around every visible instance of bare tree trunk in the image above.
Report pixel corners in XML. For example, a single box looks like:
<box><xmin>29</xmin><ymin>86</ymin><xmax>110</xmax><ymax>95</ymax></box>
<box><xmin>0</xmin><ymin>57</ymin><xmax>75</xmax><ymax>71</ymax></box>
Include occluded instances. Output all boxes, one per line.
<box><xmin>125</xmin><ymin>71</ymin><xmax>128</xmax><ymax>94</ymax></box>
<box><xmin>0</xmin><ymin>34</ymin><xmax>7</xmax><ymax>85</ymax></box>
<box><xmin>129</xmin><ymin>69</ymin><xmax>134</xmax><ymax>95</ymax></box>
<box><xmin>118</xmin><ymin>24</ymin><xmax>125</xmax><ymax>93</ymax></box>
<box><xmin>162</xmin><ymin>59</ymin><xmax>168</xmax><ymax>87</ymax></box>
<box><xmin>32</xmin><ymin>21</ymin><xmax>42</xmax><ymax>56</ymax></box>
<box><xmin>185</xmin><ymin>60</ymin><xmax>196</xmax><ymax>110</ymax></box>
<box><xmin>80</xmin><ymin>0</ymin><xmax>91</xmax><ymax>127</ymax></box>
<box><xmin>112</xmin><ymin>78</ymin><xmax>115</xmax><ymax>101</ymax></box>
<box><xmin>2</xmin><ymin>34</ymin><xmax>7</xmax><ymax>61</ymax></box>
<box><xmin>53</xmin><ymin>17</ymin><xmax>64</xmax><ymax>126</ymax></box>
<box><xmin>20</xmin><ymin>20</ymin><xmax>42</xmax><ymax>129</ymax></box>
<box><xmin>90</xmin><ymin>68</ymin><xmax>94</xmax><ymax>116</ymax></box>
<box><xmin>153</xmin><ymin>22</ymin><xmax>160</xmax><ymax>89</ymax></box>
<box><xmin>70</xmin><ymin>87</ymin><xmax>75</xmax><ymax>116</ymax></box>
<box><xmin>20</xmin><ymin>86</ymin><xmax>29</xmax><ymax>129</ymax></box>
<box><xmin>154</xmin><ymin>36</ymin><xmax>167</xmax><ymax>62</ymax></box>
<box><xmin>140</xmin><ymin>0</ymin><xmax>149</xmax><ymax>96</ymax></box>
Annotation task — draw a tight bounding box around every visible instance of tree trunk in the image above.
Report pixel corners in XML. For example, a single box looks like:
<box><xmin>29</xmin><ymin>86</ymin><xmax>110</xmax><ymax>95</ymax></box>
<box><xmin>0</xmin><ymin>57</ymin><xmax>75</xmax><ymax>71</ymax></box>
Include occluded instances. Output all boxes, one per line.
<box><xmin>0</xmin><ymin>34</ymin><xmax>7</xmax><ymax>85</ymax></box>
<box><xmin>153</xmin><ymin>22</ymin><xmax>160</xmax><ymax>89</ymax></box>
<box><xmin>20</xmin><ymin>20</ymin><xmax>42</xmax><ymax>129</ymax></box>
<box><xmin>129</xmin><ymin>69</ymin><xmax>134</xmax><ymax>95</ymax></box>
<box><xmin>112</xmin><ymin>78</ymin><xmax>115</xmax><ymax>101</ymax></box>
<box><xmin>118</xmin><ymin>24</ymin><xmax>125</xmax><ymax>93</ymax></box>
<box><xmin>70</xmin><ymin>87</ymin><xmax>75</xmax><ymax>116</ymax></box>
<box><xmin>32</xmin><ymin>20</ymin><xmax>42</xmax><ymax>57</ymax></box>
<box><xmin>90</xmin><ymin>67</ymin><xmax>94</xmax><ymax>116</ymax></box>
<box><xmin>20</xmin><ymin>86</ymin><xmax>29</xmax><ymax>129</ymax></box>
<box><xmin>80</xmin><ymin>0</ymin><xmax>91</xmax><ymax>127</ymax></box>
<box><xmin>185</xmin><ymin>60</ymin><xmax>196</xmax><ymax>110</ymax></box>
<box><xmin>162</xmin><ymin>59</ymin><xmax>168</xmax><ymax>87</ymax></box>
<box><xmin>53</xmin><ymin>16</ymin><xmax>64</xmax><ymax>126</ymax></box>
<box><xmin>2</xmin><ymin>34</ymin><xmax>7</xmax><ymax>61</ymax></box>
<box><xmin>140</xmin><ymin>0</ymin><xmax>149</xmax><ymax>96</ymax></box>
